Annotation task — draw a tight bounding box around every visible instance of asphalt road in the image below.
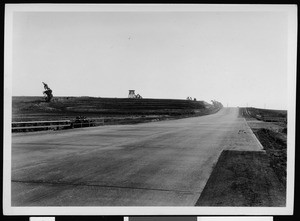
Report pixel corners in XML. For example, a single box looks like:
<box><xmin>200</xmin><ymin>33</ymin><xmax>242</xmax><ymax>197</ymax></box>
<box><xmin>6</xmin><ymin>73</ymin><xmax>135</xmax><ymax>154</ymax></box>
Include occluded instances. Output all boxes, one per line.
<box><xmin>11</xmin><ymin>107</ymin><xmax>263</xmax><ymax>206</ymax></box>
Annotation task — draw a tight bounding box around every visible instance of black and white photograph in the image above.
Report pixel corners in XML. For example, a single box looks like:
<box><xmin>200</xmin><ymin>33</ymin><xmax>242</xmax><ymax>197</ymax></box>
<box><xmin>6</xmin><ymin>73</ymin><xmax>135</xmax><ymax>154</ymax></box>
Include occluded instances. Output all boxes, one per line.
<box><xmin>3</xmin><ymin>4</ymin><xmax>297</xmax><ymax>216</ymax></box>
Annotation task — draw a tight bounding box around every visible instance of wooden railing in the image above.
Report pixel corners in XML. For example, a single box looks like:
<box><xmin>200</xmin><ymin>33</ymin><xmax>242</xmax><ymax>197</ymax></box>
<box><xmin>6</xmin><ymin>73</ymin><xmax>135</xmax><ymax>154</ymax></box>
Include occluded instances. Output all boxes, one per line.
<box><xmin>71</xmin><ymin>118</ymin><xmax>104</xmax><ymax>128</ymax></box>
<box><xmin>12</xmin><ymin>118</ymin><xmax>105</xmax><ymax>132</ymax></box>
<box><xmin>12</xmin><ymin>120</ymin><xmax>71</xmax><ymax>132</ymax></box>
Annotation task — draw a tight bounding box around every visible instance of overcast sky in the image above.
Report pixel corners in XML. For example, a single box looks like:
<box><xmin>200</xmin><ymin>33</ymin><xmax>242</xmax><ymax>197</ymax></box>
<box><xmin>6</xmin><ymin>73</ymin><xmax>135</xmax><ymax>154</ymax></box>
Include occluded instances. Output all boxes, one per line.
<box><xmin>12</xmin><ymin>9</ymin><xmax>290</xmax><ymax>109</ymax></box>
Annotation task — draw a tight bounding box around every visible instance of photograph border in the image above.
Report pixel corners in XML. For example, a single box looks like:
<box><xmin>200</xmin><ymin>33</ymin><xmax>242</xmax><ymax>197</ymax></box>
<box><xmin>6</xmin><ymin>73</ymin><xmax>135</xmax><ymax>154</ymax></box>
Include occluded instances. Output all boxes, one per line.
<box><xmin>3</xmin><ymin>3</ymin><xmax>297</xmax><ymax>216</ymax></box>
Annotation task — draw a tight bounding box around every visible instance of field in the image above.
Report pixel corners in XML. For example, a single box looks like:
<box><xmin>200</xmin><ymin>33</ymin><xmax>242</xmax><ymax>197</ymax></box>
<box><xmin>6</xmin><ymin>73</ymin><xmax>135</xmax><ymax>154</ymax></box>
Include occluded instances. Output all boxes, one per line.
<box><xmin>240</xmin><ymin>107</ymin><xmax>287</xmax><ymax>187</ymax></box>
<box><xmin>12</xmin><ymin>96</ymin><xmax>221</xmax><ymax>124</ymax></box>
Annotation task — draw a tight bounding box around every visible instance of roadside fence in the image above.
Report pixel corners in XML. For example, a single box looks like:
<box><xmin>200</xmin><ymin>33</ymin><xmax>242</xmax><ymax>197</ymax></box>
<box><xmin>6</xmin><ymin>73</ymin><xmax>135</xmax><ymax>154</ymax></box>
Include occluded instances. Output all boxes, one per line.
<box><xmin>12</xmin><ymin>120</ymin><xmax>71</xmax><ymax>132</ymax></box>
<box><xmin>12</xmin><ymin>118</ymin><xmax>105</xmax><ymax>133</ymax></box>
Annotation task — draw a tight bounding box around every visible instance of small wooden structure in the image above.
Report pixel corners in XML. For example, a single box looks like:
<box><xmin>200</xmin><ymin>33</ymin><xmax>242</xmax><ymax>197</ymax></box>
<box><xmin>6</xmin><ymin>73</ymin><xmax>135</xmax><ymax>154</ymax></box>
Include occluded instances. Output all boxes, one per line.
<box><xmin>128</xmin><ymin>90</ymin><xmax>136</xmax><ymax>98</ymax></box>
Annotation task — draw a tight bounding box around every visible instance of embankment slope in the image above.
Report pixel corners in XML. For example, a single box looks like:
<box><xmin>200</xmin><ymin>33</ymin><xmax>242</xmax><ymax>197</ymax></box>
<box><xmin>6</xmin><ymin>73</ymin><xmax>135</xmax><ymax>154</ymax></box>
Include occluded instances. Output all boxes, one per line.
<box><xmin>12</xmin><ymin>96</ymin><xmax>218</xmax><ymax>122</ymax></box>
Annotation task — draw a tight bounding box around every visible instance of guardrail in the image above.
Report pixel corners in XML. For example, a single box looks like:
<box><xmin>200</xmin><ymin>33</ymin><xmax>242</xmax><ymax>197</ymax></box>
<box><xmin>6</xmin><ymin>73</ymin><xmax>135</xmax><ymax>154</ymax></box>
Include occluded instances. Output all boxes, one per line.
<box><xmin>12</xmin><ymin>120</ymin><xmax>71</xmax><ymax>132</ymax></box>
<box><xmin>12</xmin><ymin>118</ymin><xmax>105</xmax><ymax>132</ymax></box>
<box><xmin>71</xmin><ymin>118</ymin><xmax>104</xmax><ymax>128</ymax></box>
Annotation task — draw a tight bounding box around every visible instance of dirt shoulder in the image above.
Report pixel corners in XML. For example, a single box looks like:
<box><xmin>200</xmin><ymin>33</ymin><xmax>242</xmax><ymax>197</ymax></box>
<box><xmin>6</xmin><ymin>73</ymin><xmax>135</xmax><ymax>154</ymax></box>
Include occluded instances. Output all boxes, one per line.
<box><xmin>240</xmin><ymin>107</ymin><xmax>287</xmax><ymax>188</ymax></box>
<box><xmin>195</xmin><ymin>150</ymin><xmax>286</xmax><ymax>206</ymax></box>
<box><xmin>196</xmin><ymin>107</ymin><xmax>287</xmax><ymax>206</ymax></box>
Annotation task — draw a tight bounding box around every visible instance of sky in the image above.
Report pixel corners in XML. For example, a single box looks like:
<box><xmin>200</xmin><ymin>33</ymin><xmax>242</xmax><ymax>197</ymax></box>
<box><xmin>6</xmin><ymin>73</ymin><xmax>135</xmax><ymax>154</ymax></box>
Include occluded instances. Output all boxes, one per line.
<box><xmin>11</xmin><ymin>9</ymin><xmax>290</xmax><ymax>109</ymax></box>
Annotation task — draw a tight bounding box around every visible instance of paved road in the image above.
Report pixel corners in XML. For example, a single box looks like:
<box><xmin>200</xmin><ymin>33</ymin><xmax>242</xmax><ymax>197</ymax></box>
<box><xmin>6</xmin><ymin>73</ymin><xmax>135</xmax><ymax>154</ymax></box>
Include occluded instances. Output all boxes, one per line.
<box><xmin>11</xmin><ymin>108</ymin><xmax>263</xmax><ymax>206</ymax></box>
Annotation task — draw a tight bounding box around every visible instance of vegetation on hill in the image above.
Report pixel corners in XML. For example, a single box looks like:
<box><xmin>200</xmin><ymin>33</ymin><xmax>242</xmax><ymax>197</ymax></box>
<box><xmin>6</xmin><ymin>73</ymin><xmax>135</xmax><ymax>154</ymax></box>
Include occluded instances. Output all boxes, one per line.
<box><xmin>12</xmin><ymin>96</ymin><xmax>222</xmax><ymax>122</ymax></box>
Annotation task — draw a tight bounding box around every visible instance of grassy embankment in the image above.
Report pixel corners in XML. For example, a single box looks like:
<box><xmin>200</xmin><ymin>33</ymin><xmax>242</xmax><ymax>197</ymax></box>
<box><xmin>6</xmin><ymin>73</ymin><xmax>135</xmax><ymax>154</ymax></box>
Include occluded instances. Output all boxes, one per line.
<box><xmin>12</xmin><ymin>96</ymin><xmax>222</xmax><ymax>124</ymax></box>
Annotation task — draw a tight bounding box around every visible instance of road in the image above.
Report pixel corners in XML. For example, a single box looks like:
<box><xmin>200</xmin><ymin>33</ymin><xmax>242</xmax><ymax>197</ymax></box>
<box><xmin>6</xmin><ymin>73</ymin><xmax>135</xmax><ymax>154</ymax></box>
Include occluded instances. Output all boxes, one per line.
<box><xmin>11</xmin><ymin>107</ymin><xmax>263</xmax><ymax>206</ymax></box>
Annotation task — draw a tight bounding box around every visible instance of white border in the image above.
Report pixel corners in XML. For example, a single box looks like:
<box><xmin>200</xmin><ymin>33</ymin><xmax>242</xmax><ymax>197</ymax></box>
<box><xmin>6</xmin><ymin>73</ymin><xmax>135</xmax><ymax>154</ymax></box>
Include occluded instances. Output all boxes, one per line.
<box><xmin>3</xmin><ymin>3</ymin><xmax>297</xmax><ymax>216</ymax></box>
<box><xmin>4</xmin><ymin>4</ymin><xmax>298</xmax><ymax>12</ymax></box>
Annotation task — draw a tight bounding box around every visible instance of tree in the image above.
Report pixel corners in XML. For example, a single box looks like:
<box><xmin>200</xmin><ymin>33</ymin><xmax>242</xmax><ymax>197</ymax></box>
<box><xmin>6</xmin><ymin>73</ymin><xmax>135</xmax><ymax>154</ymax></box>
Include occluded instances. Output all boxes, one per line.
<box><xmin>42</xmin><ymin>82</ymin><xmax>53</xmax><ymax>102</ymax></box>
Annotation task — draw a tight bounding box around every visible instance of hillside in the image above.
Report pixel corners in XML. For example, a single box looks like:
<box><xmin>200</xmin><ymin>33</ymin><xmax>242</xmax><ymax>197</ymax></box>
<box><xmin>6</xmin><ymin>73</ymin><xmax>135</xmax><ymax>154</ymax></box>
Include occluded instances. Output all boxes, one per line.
<box><xmin>12</xmin><ymin>96</ymin><xmax>217</xmax><ymax>122</ymax></box>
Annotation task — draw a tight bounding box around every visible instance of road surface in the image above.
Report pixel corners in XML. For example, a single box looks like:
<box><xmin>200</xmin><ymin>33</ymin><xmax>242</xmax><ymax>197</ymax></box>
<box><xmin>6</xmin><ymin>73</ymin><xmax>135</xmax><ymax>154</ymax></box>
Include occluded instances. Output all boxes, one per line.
<box><xmin>11</xmin><ymin>107</ymin><xmax>263</xmax><ymax>206</ymax></box>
